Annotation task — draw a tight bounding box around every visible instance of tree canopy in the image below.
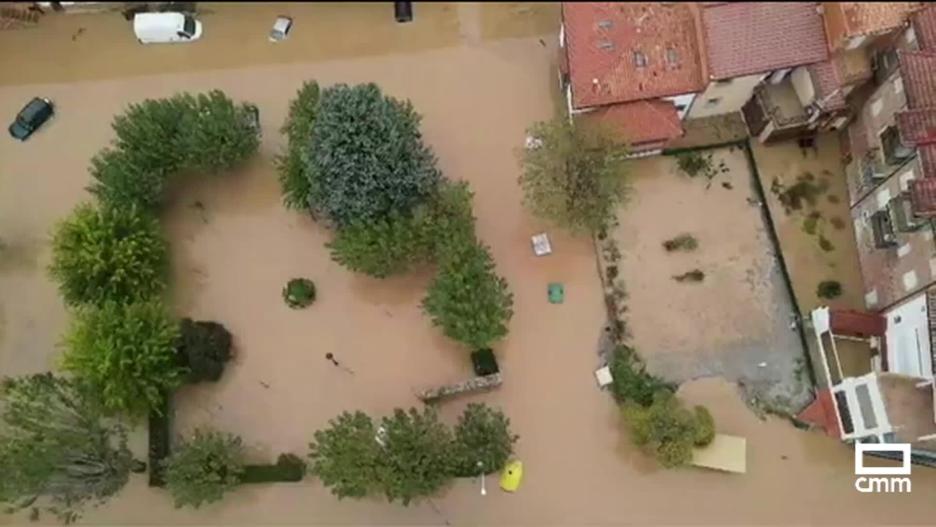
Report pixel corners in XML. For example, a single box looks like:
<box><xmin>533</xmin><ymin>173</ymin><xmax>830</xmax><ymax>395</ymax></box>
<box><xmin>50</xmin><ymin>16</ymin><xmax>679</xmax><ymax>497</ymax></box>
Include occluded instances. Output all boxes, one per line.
<box><xmin>0</xmin><ymin>374</ymin><xmax>134</xmax><ymax>523</ymax></box>
<box><xmin>305</xmin><ymin>83</ymin><xmax>442</xmax><ymax>227</ymax></box>
<box><xmin>277</xmin><ymin>81</ymin><xmax>321</xmax><ymax>211</ymax></box>
<box><xmin>49</xmin><ymin>202</ymin><xmax>168</xmax><ymax>307</ymax></box>
<box><xmin>308</xmin><ymin>411</ymin><xmax>384</xmax><ymax>500</ymax></box>
<box><xmin>519</xmin><ymin>117</ymin><xmax>629</xmax><ymax>235</ymax></box>
<box><xmin>163</xmin><ymin>429</ymin><xmax>245</xmax><ymax>509</ymax></box>
<box><xmin>376</xmin><ymin>407</ymin><xmax>454</xmax><ymax>506</ymax></box>
<box><xmin>452</xmin><ymin>403</ymin><xmax>518</xmax><ymax>477</ymax></box>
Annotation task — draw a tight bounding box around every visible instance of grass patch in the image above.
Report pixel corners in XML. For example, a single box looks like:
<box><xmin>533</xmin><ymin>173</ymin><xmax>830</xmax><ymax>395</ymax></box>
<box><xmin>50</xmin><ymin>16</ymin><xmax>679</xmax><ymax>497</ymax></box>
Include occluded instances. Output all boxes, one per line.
<box><xmin>802</xmin><ymin>211</ymin><xmax>822</xmax><ymax>235</ymax></box>
<box><xmin>673</xmin><ymin>269</ymin><xmax>705</xmax><ymax>283</ymax></box>
<box><xmin>662</xmin><ymin>234</ymin><xmax>699</xmax><ymax>252</ymax></box>
<box><xmin>817</xmin><ymin>280</ymin><xmax>842</xmax><ymax>299</ymax></box>
<box><xmin>818</xmin><ymin>235</ymin><xmax>834</xmax><ymax>252</ymax></box>
<box><xmin>770</xmin><ymin>172</ymin><xmax>830</xmax><ymax>214</ymax></box>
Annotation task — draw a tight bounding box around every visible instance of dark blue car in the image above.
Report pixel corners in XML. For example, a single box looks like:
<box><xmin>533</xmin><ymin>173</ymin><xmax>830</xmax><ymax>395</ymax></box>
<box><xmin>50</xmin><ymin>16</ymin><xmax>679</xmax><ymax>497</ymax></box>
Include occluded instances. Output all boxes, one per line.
<box><xmin>8</xmin><ymin>97</ymin><xmax>54</xmax><ymax>141</ymax></box>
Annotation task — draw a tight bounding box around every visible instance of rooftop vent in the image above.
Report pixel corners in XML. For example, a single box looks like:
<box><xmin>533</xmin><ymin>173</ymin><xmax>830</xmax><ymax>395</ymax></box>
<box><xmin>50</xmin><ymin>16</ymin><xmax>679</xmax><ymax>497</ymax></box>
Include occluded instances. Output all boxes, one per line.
<box><xmin>598</xmin><ymin>19</ymin><xmax>612</xmax><ymax>29</ymax></box>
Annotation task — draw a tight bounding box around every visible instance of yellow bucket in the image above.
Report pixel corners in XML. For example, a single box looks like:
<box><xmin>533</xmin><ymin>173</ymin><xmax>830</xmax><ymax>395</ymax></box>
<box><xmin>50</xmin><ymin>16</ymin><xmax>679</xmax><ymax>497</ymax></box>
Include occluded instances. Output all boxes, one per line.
<box><xmin>499</xmin><ymin>460</ymin><xmax>523</xmax><ymax>492</ymax></box>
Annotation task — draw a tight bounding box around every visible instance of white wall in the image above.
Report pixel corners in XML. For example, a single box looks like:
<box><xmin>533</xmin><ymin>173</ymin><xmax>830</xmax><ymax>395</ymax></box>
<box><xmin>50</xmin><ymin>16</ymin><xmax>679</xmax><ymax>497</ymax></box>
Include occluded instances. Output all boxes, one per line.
<box><xmin>663</xmin><ymin>92</ymin><xmax>697</xmax><ymax>120</ymax></box>
<box><xmin>884</xmin><ymin>292</ymin><xmax>934</xmax><ymax>379</ymax></box>
<box><xmin>791</xmin><ymin>66</ymin><xmax>815</xmax><ymax>107</ymax></box>
<box><xmin>687</xmin><ymin>73</ymin><xmax>766</xmax><ymax>120</ymax></box>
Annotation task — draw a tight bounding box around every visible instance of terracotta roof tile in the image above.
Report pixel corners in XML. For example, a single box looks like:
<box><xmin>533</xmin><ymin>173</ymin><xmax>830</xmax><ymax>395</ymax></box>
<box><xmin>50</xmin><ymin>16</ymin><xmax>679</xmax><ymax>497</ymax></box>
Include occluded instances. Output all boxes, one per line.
<box><xmin>897</xmin><ymin>108</ymin><xmax>936</xmax><ymax>146</ymax></box>
<box><xmin>824</xmin><ymin>2</ymin><xmax>922</xmax><ymax>50</ymax></box>
<box><xmin>808</xmin><ymin>60</ymin><xmax>848</xmax><ymax>111</ymax></box>
<box><xmin>910</xmin><ymin>175</ymin><xmax>936</xmax><ymax>216</ymax></box>
<box><xmin>702</xmin><ymin>2</ymin><xmax>829</xmax><ymax>80</ymax></box>
<box><xmin>912</xmin><ymin>5</ymin><xmax>936</xmax><ymax>51</ymax></box>
<box><xmin>920</xmin><ymin>143</ymin><xmax>936</xmax><ymax>178</ymax></box>
<box><xmin>562</xmin><ymin>2</ymin><xmax>705</xmax><ymax>108</ymax></box>
<box><xmin>580</xmin><ymin>100</ymin><xmax>684</xmax><ymax>146</ymax></box>
<box><xmin>898</xmin><ymin>51</ymin><xmax>936</xmax><ymax>109</ymax></box>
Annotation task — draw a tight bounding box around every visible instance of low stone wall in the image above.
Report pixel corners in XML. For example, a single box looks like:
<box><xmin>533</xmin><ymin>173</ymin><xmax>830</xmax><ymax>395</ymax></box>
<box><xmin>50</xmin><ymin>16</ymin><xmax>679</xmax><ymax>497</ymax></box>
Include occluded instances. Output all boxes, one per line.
<box><xmin>417</xmin><ymin>373</ymin><xmax>502</xmax><ymax>403</ymax></box>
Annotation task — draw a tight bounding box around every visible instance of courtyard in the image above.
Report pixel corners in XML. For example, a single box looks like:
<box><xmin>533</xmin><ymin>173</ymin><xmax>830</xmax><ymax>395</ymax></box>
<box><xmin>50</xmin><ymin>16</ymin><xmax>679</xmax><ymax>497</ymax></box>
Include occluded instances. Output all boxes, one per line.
<box><xmin>2</xmin><ymin>2</ymin><xmax>936</xmax><ymax>525</ymax></box>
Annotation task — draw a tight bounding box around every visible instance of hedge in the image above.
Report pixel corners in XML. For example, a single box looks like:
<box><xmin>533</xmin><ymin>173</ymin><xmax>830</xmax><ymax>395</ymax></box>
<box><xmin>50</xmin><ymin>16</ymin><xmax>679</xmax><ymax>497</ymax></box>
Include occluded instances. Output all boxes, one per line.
<box><xmin>147</xmin><ymin>392</ymin><xmax>172</xmax><ymax>487</ymax></box>
<box><xmin>241</xmin><ymin>453</ymin><xmax>306</xmax><ymax>483</ymax></box>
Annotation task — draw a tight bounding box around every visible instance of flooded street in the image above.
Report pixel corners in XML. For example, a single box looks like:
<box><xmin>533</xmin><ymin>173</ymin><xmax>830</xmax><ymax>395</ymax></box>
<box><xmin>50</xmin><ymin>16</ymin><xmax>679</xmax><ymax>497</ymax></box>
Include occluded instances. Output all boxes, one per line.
<box><xmin>2</xmin><ymin>3</ymin><xmax>936</xmax><ymax>525</ymax></box>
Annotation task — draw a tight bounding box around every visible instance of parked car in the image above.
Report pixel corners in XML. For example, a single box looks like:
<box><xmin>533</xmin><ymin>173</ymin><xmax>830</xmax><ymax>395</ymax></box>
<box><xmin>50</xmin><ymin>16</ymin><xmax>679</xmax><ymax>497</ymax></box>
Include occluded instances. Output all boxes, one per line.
<box><xmin>8</xmin><ymin>97</ymin><xmax>54</xmax><ymax>141</ymax></box>
<box><xmin>134</xmin><ymin>12</ymin><xmax>202</xmax><ymax>44</ymax></box>
<box><xmin>269</xmin><ymin>16</ymin><xmax>292</xmax><ymax>42</ymax></box>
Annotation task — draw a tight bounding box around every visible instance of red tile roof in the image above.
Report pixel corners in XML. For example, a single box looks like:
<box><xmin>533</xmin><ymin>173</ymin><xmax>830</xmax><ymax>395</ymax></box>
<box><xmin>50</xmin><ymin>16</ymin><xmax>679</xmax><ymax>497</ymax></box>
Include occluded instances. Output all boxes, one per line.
<box><xmin>913</xmin><ymin>5</ymin><xmax>936</xmax><ymax>51</ymax></box>
<box><xmin>701</xmin><ymin>2</ymin><xmax>828</xmax><ymax>80</ymax></box>
<box><xmin>921</xmin><ymin>143</ymin><xmax>936</xmax><ymax>178</ymax></box>
<box><xmin>910</xmin><ymin>175</ymin><xmax>936</xmax><ymax>216</ymax></box>
<box><xmin>562</xmin><ymin>2</ymin><xmax>705</xmax><ymax>109</ymax></box>
<box><xmin>580</xmin><ymin>100</ymin><xmax>684</xmax><ymax>146</ymax></box>
<box><xmin>899</xmin><ymin>51</ymin><xmax>936</xmax><ymax>109</ymax></box>
<box><xmin>808</xmin><ymin>60</ymin><xmax>848</xmax><ymax>111</ymax></box>
<box><xmin>830</xmin><ymin>309</ymin><xmax>887</xmax><ymax>337</ymax></box>
<box><xmin>824</xmin><ymin>2</ymin><xmax>922</xmax><ymax>51</ymax></box>
<box><xmin>897</xmin><ymin>108</ymin><xmax>936</xmax><ymax>146</ymax></box>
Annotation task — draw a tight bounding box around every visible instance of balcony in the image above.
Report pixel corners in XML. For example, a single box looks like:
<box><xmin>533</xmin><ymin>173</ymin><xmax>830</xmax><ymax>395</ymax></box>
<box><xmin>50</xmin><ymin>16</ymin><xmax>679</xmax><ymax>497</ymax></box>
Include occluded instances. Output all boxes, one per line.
<box><xmin>742</xmin><ymin>79</ymin><xmax>813</xmax><ymax>144</ymax></box>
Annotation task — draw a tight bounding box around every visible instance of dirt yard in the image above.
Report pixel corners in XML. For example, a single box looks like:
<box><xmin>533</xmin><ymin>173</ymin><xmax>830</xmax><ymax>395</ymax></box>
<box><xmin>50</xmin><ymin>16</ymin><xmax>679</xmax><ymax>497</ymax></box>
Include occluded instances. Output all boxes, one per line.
<box><xmin>611</xmin><ymin>147</ymin><xmax>812</xmax><ymax>411</ymax></box>
<box><xmin>3</xmin><ymin>3</ymin><xmax>936</xmax><ymax>526</ymax></box>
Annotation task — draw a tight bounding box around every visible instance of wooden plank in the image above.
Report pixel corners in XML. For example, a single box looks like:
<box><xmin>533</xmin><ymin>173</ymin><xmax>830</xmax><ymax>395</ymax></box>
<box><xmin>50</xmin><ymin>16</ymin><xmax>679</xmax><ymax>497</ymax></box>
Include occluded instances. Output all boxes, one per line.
<box><xmin>691</xmin><ymin>434</ymin><xmax>747</xmax><ymax>474</ymax></box>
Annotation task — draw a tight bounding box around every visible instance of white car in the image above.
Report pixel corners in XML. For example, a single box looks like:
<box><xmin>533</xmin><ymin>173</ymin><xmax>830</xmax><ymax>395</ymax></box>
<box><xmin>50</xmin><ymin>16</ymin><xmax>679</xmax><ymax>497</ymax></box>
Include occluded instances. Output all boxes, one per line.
<box><xmin>269</xmin><ymin>16</ymin><xmax>292</xmax><ymax>42</ymax></box>
<box><xmin>134</xmin><ymin>12</ymin><xmax>202</xmax><ymax>44</ymax></box>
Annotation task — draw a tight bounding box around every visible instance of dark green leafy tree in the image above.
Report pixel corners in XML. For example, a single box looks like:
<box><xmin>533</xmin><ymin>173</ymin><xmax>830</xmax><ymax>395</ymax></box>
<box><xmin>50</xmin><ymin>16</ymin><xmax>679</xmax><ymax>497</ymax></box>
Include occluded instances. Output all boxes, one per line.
<box><xmin>61</xmin><ymin>301</ymin><xmax>184</xmax><ymax>418</ymax></box>
<box><xmin>519</xmin><ymin>117</ymin><xmax>629</xmax><ymax>235</ymax></box>
<box><xmin>163</xmin><ymin>429</ymin><xmax>245</xmax><ymax>509</ymax></box>
<box><xmin>452</xmin><ymin>403</ymin><xmax>518</xmax><ymax>477</ymax></box>
<box><xmin>176</xmin><ymin>319</ymin><xmax>233</xmax><ymax>383</ymax></box>
<box><xmin>377</xmin><ymin>407</ymin><xmax>454</xmax><ymax>506</ymax></box>
<box><xmin>308</xmin><ymin>411</ymin><xmax>384</xmax><ymax>500</ymax></box>
<box><xmin>277</xmin><ymin>81</ymin><xmax>321</xmax><ymax>210</ymax></box>
<box><xmin>49</xmin><ymin>203</ymin><xmax>168</xmax><ymax>307</ymax></box>
<box><xmin>177</xmin><ymin>90</ymin><xmax>261</xmax><ymax>174</ymax></box>
<box><xmin>622</xmin><ymin>391</ymin><xmax>714</xmax><ymax>468</ymax></box>
<box><xmin>0</xmin><ymin>374</ymin><xmax>135</xmax><ymax>523</ymax></box>
<box><xmin>306</xmin><ymin>83</ymin><xmax>441</xmax><ymax>226</ymax></box>
<box><xmin>422</xmin><ymin>180</ymin><xmax>476</xmax><ymax>259</ymax></box>
<box><xmin>608</xmin><ymin>346</ymin><xmax>674</xmax><ymax>407</ymax></box>
<box><xmin>422</xmin><ymin>242</ymin><xmax>513</xmax><ymax>350</ymax></box>
<box><xmin>327</xmin><ymin>211</ymin><xmax>432</xmax><ymax>278</ymax></box>
<box><xmin>88</xmin><ymin>148</ymin><xmax>173</xmax><ymax>212</ymax></box>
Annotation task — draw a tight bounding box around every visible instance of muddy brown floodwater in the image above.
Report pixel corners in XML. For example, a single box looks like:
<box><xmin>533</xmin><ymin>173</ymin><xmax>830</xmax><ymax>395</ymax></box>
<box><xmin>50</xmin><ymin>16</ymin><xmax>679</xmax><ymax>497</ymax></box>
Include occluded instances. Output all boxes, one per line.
<box><xmin>2</xmin><ymin>3</ymin><xmax>936</xmax><ymax>525</ymax></box>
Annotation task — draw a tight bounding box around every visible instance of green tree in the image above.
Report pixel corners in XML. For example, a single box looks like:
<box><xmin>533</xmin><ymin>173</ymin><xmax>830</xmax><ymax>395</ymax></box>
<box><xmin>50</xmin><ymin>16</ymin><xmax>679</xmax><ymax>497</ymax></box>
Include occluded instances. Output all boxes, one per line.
<box><xmin>608</xmin><ymin>346</ymin><xmax>673</xmax><ymax>407</ymax></box>
<box><xmin>452</xmin><ymin>403</ymin><xmax>518</xmax><ymax>477</ymax></box>
<box><xmin>693</xmin><ymin>406</ymin><xmax>715</xmax><ymax>447</ymax></box>
<box><xmin>61</xmin><ymin>301</ymin><xmax>184</xmax><ymax>418</ymax></box>
<box><xmin>306</xmin><ymin>83</ymin><xmax>441</xmax><ymax>227</ymax></box>
<box><xmin>622</xmin><ymin>392</ymin><xmax>714</xmax><ymax>468</ymax></box>
<box><xmin>308</xmin><ymin>411</ymin><xmax>384</xmax><ymax>500</ymax></box>
<box><xmin>163</xmin><ymin>429</ymin><xmax>245</xmax><ymax>509</ymax></box>
<box><xmin>422</xmin><ymin>180</ymin><xmax>476</xmax><ymax>259</ymax></box>
<box><xmin>277</xmin><ymin>81</ymin><xmax>321</xmax><ymax>210</ymax></box>
<box><xmin>88</xmin><ymin>147</ymin><xmax>173</xmax><ymax>211</ymax></box>
<box><xmin>0</xmin><ymin>374</ymin><xmax>135</xmax><ymax>523</ymax></box>
<box><xmin>519</xmin><ymin>117</ymin><xmax>629</xmax><ymax>235</ymax></box>
<box><xmin>177</xmin><ymin>90</ymin><xmax>261</xmax><ymax>174</ymax></box>
<box><xmin>422</xmin><ymin>242</ymin><xmax>513</xmax><ymax>350</ymax></box>
<box><xmin>176</xmin><ymin>319</ymin><xmax>233</xmax><ymax>383</ymax></box>
<box><xmin>49</xmin><ymin>203</ymin><xmax>168</xmax><ymax>307</ymax></box>
<box><xmin>377</xmin><ymin>407</ymin><xmax>454</xmax><ymax>506</ymax></box>
<box><xmin>326</xmin><ymin>211</ymin><xmax>432</xmax><ymax>278</ymax></box>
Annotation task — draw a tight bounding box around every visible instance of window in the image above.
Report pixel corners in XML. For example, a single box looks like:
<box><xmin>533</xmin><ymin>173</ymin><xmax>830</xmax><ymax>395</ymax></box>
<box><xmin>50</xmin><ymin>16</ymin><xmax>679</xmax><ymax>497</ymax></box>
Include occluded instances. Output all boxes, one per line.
<box><xmin>871</xmin><ymin>209</ymin><xmax>897</xmax><ymax>248</ymax></box>
<box><xmin>834</xmin><ymin>391</ymin><xmax>855</xmax><ymax>435</ymax></box>
<box><xmin>715</xmin><ymin>78</ymin><xmax>733</xmax><ymax>86</ymax></box>
<box><xmin>705</xmin><ymin>97</ymin><xmax>722</xmax><ymax>107</ymax></box>
<box><xmin>880</xmin><ymin>125</ymin><xmax>913</xmax><ymax>165</ymax></box>
<box><xmin>183</xmin><ymin>16</ymin><xmax>196</xmax><ymax>37</ymax></box>
<box><xmin>675</xmin><ymin>104</ymin><xmax>686</xmax><ymax>111</ymax></box>
<box><xmin>665</xmin><ymin>48</ymin><xmax>679</xmax><ymax>66</ymax></box>
<box><xmin>633</xmin><ymin>50</ymin><xmax>648</xmax><ymax>68</ymax></box>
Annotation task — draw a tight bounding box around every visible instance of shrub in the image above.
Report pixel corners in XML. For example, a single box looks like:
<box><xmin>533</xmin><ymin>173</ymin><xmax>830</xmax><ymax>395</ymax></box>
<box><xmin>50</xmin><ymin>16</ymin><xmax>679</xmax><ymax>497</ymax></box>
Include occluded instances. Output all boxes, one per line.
<box><xmin>305</xmin><ymin>83</ymin><xmax>442</xmax><ymax>227</ymax></box>
<box><xmin>148</xmin><ymin>393</ymin><xmax>172</xmax><ymax>487</ymax></box>
<box><xmin>277</xmin><ymin>81</ymin><xmax>321</xmax><ymax>211</ymax></box>
<box><xmin>422</xmin><ymin>242</ymin><xmax>513</xmax><ymax>350</ymax></box>
<box><xmin>470</xmin><ymin>348</ymin><xmax>499</xmax><ymax>376</ymax></box>
<box><xmin>451</xmin><ymin>403</ymin><xmax>518</xmax><ymax>477</ymax></box>
<box><xmin>662</xmin><ymin>233</ymin><xmax>698</xmax><ymax>252</ymax></box>
<box><xmin>608</xmin><ymin>346</ymin><xmax>672</xmax><ymax>407</ymax></box>
<box><xmin>519</xmin><ymin>117</ymin><xmax>629</xmax><ymax>234</ymax></box>
<box><xmin>422</xmin><ymin>180</ymin><xmax>477</xmax><ymax>258</ymax></box>
<box><xmin>88</xmin><ymin>148</ymin><xmax>173</xmax><ymax>211</ymax></box>
<box><xmin>241</xmin><ymin>454</ymin><xmax>306</xmax><ymax>483</ymax></box>
<box><xmin>817</xmin><ymin>280</ymin><xmax>842</xmax><ymax>299</ymax></box>
<box><xmin>283</xmin><ymin>278</ymin><xmax>316</xmax><ymax>308</ymax></box>
<box><xmin>61</xmin><ymin>301</ymin><xmax>184</xmax><ymax>418</ymax></box>
<box><xmin>163</xmin><ymin>429</ymin><xmax>245</xmax><ymax>509</ymax></box>
<box><xmin>673</xmin><ymin>269</ymin><xmax>705</xmax><ymax>283</ymax></box>
<box><xmin>377</xmin><ymin>407</ymin><xmax>455</xmax><ymax>506</ymax></box>
<box><xmin>693</xmin><ymin>406</ymin><xmax>715</xmax><ymax>447</ymax></box>
<box><xmin>308</xmin><ymin>411</ymin><xmax>384</xmax><ymax>500</ymax></box>
<box><xmin>176</xmin><ymin>319</ymin><xmax>233</xmax><ymax>383</ymax></box>
<box><xmin>49</xmin><ymin>203</ymin><xmax>168</xmax><ymax>307</ymax></box>
<box><xmin>327</xmin><ymin>211</ymin><xmax>432</xmax><ymax>278</ymax></box>
<box><xmin>622</xmin><ymin>392</ymin><xmax>715</xmax><ymax>468</ymax></box>
<box><xmin>0</xmin><ymin>374</ymin><xmax>135</xmax><ymax>523</ymax></box>
<box><xmin>675</xmin><ymin>151</ymin><xmax>717</xmax><ymax>181</ymax></box>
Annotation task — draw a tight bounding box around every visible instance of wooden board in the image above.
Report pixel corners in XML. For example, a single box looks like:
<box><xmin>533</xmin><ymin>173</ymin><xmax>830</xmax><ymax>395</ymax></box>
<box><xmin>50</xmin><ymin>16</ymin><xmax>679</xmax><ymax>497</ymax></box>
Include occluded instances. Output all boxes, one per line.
<box><xmin>691</xmin><ymin>434</ymin><xmax>747</xmax><ymax>474</ymax></box>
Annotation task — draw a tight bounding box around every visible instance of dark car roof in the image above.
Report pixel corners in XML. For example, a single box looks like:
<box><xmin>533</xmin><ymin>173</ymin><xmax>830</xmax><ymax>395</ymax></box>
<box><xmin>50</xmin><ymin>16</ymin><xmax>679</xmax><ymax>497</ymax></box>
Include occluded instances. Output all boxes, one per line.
<box><xmin>18</xmin><ymin>97</ymin><xmax>52</xmax><ymax>123</ymax></box>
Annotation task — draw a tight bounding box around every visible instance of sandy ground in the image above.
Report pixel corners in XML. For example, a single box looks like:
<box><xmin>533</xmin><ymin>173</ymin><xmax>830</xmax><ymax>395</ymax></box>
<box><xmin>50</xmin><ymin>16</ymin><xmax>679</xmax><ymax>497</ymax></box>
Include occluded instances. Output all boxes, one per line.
<box><xmin>611</xmin><ymin>148</ymin><xmax>811</xmax><ymax>411</ymax></box>
<box><xmin>4</xmin><ymin>3</ymin><xmax>936</xmax><ymax>526</ymax></box>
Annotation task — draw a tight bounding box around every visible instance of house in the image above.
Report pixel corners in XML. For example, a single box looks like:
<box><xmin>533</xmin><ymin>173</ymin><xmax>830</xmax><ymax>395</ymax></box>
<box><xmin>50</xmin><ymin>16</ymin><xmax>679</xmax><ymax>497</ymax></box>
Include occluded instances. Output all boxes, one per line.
<box><xmin>558</xmin><ymin>2</ymin><xmax>706</xmax><ymax>155</ymax></box>
<box><xmin>823</xmin><ymin>2</ymin><xmax>923</xmax><ymax>53</ymax></box>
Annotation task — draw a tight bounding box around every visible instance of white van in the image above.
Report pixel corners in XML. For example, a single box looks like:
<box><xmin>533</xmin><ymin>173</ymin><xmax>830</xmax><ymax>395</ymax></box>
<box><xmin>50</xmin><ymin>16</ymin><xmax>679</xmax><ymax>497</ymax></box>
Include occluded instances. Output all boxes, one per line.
<box><xmin>134</xmin><ymin>12</ymin><xmax>202</xmax><ymax>44</ymax></box>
